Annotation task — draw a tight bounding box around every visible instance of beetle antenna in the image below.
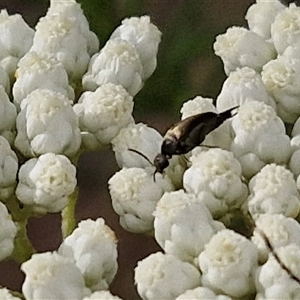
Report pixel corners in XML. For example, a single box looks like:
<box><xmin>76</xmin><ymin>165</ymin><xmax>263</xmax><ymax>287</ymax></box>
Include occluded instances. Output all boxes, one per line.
<box><xmin>128</xmin><ymin>148</ymin><xmax>154</xmax><ymax>167</ymax></box>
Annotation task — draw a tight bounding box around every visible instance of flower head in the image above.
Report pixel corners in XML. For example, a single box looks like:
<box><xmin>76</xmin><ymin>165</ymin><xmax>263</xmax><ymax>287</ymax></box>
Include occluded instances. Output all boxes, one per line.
<box><xmin>214</xmin><ymin>27</ymin><xmax>275</xmax><ymax>75</ymax></box>
<box><xmin>74</xmin><ymin>83</ymin><xmax>134</xmax><ymax>150</ymax></box>
<box><xmin>199</xmin><ymin>229</ymin><xmax>258</xmax><ymax>298</ymax></box>
<box><xmin>82</xmin><ymin>39</ymin><xmax>143</xmax><ymax>96</ymax></box>
<box><xmin>21</xmin><ymin>251</ymin><xmax>87</xmax><ymax>300</ymax></box>
<box><xmin>154</xmin><ymin>190</ymin><xmax>225</xmax><ymax>265</ymax></box>
<box><xmin>14</xmin><ymin>89</ymin><xmax>81</xmax><ymax>158</ymax></box>
<box><xmin>108</xmin><ymin>167</ymin><xmax>174</xmax><ymax>233</ymax></box>
<box><xmin>16</xmin><ymin>153</ymin><xmax>77</xmax><ymax>214</ymax></box>
<box><xmin>247</xmin><ymin>164</ymin><xmax>300</xmax><ymax>219</ymax></box>
<box><xmin>110</xmin><ymin>15</ymin><xmax>162</xmax><ymax>80</ymax></box>
<box><xmin>13</xmin><ymin>51</ymin><xmax>75</xmax><ymax>109</ymax></box>
<box><xmin>135</xmin><ymin>252</ymin><xmax>201</xmax><ymax>300</ymax></box>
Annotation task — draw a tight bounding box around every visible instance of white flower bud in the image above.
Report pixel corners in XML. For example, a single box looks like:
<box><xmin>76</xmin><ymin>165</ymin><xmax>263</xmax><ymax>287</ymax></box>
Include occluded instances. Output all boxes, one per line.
<box><xmin>16</xmin><ymin>153</ymin><xmax>77</xmax><ymax>214</ymax></box>
<box><xmin>108</xmin><ymin>167</ymin><xmax>174</xmax><ymax>233</ymax></box>
<box><xmin>111</xmin><ymin>122</ymin><xmax>162</xmax><ymax>169</ymax></box>
<box><xmin>247</xmin><ymin>164</ymin><xmax>300</xmax><ymax>219</ymax></box>
<box><xmin>245</xmin><ymin>0</ymin><xmax>285</xmax><ymax>39</ymax></box>
<box><xmin>216</xmin><ymin>67</ymin><xmax>276</xmax><ymax>112</ymax></box>
<box><xmin>271</xmin><ymin>5</ymin><xmax>300</xmax><ymax>54</ymax></box>
<box><xmin>230</xmin><ymin>101</ymin><xmax>291</xmax><ymax>179</ymax></box>
<box><xmin>262</xmin><ymin>53</ymin><xmax>300</xmax><ymax>123</ymax></box>
<box><xmin>83</xmin><ymin>291</ymin><xmax>122</xmax><ymax>300</ymax></box>
<box><xmin>21</xmin><ymin>251</ymin><xmax>88</xmax><ymax>300</ymax></box>
<box><xmin>154</xmin><ymin>190</ymin><xmax>225</xmax><ymax>265</ymax></box>
<box><xmin>0</xmin><ymin>201</ymin><xmax>17</xmax><ymax>261</ymax></box>
<box><xmin>180</xmin><ymin>96</ymin><xmax>216</xmax><ymax>120</ymax></box>
<box><xmin>183</xmin><ymin>148</ymin><xmax>248</xmax><ymax>220</ymax></box>
<box><xmin>74</xmin><ymin>83</ymin><xmax>134</xmax><ymax>150</ymax></box>
<box><xmin>82</xmin><ymin>39</ymin><xmax>143</xmax><ymax>96</ymax></box>
<box><xmin>0</xmin><ymin>10</ymin><xmax>34</xmax><ymax>61</ymax></box>
<box><xmin>14</xmin><ymin>89</ymin><xmax>81</xmax><ymax>158</ymax></box>
<box><xmin>0</xmin><ymin>136</ymin><xmax>18</xmax><ymax>201</ymax></box>
<box><xmin>0</xmin><ymin>56</ymin><xmax>19</xmax><ymax>82</ymax></box>
<box><xmin>252</xmin><ymin>214</ymin><xmax>300</xmax><ymax>263</ymax></box>
<box><xmin>0</xmin><ymin>86</ymin><xmax>17</xmax><ymax>144</ymax></box>
<box><xmin>31</xmin><ymin>14</ymin><xmax>90</xmax><ymax>82</ymax></box>
<box><xmin>214</xmin><ymin>26</ymin><xmax>275</xmax><ymax>75</ymax></box>
<box><xmin>256</xmin><ymin>244</ymin><xmax>300</xmax><ymax>299</ymax></box>
<box><xmin>0</xmin><ymin>288</ymin><xmax>22</xmax><ymax>300</ymax></box>
<box><xmin>47</xmin><ymin>0</ymin><xmax>99</xmax><ymax>56</ymax></box>
<box><xmin>59</xmin><ymin>218</ymin><xmax>118</xmax><ymax>291</ymax></box>
<box><xmin>0</xmin><ymin>64</ymin><xmax>10</xmax><ymax>94</ymax></box>
<box><xmin>13</xmin><ymin>52</ymin><xmax>75</xmax><ymax>109</ymax></box>
<box><xmin>110</xmin><ymin>15</ymin><xmax>162</xmax><ymax>80</ymax></box>
<box><xmin>135</xmin><ymin>252</ymin><xmax>201</xmax><ymax>300</ymax></box>
<box><xmin>199</xmin><ymin>229</ymin><xmax>258</xmax><ymax>298</ymax></box>
<box><xmin>176</xmin><ymin>287</ymin><xmax>232</xmax><ymax>300</ymax></box>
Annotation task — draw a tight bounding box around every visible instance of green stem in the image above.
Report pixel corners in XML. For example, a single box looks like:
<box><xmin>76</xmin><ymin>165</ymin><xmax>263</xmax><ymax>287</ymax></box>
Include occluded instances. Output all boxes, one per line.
<box><xmin>61</xmin><ymin>187</ymin><xmax>79</xmax><ymax>239</ymax></box>
<box><xmin>12</xmin><ymin>220</ymin><xmax>35</xmax><ymax>263</ymax></box>
<box><xmin>5</xmin><ymin>196</ymin><xmax>35</xmax><ymax>263</ymax></box>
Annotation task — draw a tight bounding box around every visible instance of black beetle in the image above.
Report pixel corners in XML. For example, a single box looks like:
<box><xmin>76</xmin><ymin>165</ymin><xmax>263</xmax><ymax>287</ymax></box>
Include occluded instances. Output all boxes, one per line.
<box><xmin>129</xmin><ymin>106</ymin><xmax>238</xmax><ymax>179</ymax></box>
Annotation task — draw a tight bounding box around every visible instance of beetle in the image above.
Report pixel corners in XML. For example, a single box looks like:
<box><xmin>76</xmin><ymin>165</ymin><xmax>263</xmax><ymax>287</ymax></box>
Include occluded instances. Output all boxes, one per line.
<box><xmin>129</xmin><ymin>106</ymin><xmax>238</xmax><ymax>180</ymax></box>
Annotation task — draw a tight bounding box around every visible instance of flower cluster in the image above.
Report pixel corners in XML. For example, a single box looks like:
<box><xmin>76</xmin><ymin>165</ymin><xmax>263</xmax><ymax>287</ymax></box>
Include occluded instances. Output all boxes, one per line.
<box><xmin>110</xmin><ymin>1</ymin><xmax>300</xmax><ymax>299</ymax></box>
<box><xmin>0</xmin><ymin>0</ymin><xmax>162</xmax><ymax>298</ymax></box>
<box><xmin>2</xmin><ymin>0</ymin><xmax>300</xmax><ymax>299</ymax></box>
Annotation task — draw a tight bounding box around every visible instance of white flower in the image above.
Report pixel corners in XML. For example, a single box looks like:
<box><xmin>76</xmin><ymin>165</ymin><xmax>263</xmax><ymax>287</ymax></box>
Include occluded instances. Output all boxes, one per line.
<box><xmin>255</xmin><ymin>244</ymin><xmax>300</xmax><ymax>299</ymax></box>
<box><xmin>180</xmin><ymin>96</ymin><xmax>216</xmax><ymax>120</ymax></box>
<box><xmin>73</xmin><ymin>83</ymin><xmax>134</xmax><ymax>150</ymax></box>
<box><xmin>21</xmin><ymin>251</ymin><xmax>88</xmax><ymax>300</ymax></box>
<box><xmin>199</xmin><ymin>229</ymin><xmax>258</xmax><ymax>298</ymax></box>
<box><xmin>252</xmin><ymin>214</ymin><xmax>300</xmax><ymax>263</ymax></box>
<box><xmin>110</xmin><ymin>15</ymin><xmax>162</xmax><ymax>80</ymax></box>
<box><xmin>230</xmin><ymin>101</ymin><xmax>291</xmax><ymax>179</ymax></box>
<box><xmin>16</xmin><ymin>153</ymin><xmax>77</xmax><ymax>214</ymax></box>
<box><xmin>47</xmin><ymin>0</ymin><xmax>99</xmax><ymax>56</ymax></box>
<box><xmin>247</xmin><ymin>164</ymin><xmax>300</xmax><ymax>219</ymax></box>
<box><xmin>271</xmin><ymin>5</ymin><xmax>300</xmax><ymax>55</ymax></box>
<box><xmin>153</xmin><ymin>190</ymin><xmax>225</xmax><ymax>265</ymax></box>
<box><xmin>108</xmin><ymin>167</ymin><xmax>174</xmax><ymax>233</ymax></box>
<box><xmin>111</xmin><ymin>122</ymin><xmax>186</xmax><ymax>187</ymax></box>
<box><xmin>245</xmin><ymin>0</ymin><xmax>285</xmax><ymax>39</ymax></box>
<box><xmin>261</xmin><ymin>53</ymin><xmax>300</xmax><ymax>123</ymax></box>
<box><xmin>214</xmin><ymin>26</ymin><xmax>276</xmax><ymax>75</ymax></box>
<box><xmin>0</xmin><ymin>56</ymin><xmax>19</xmax><ymax>82</ymax></box>
<box><xmin>13</xmin><ymin>52</ymin><xmax>75</xmax><ymax>109</ymax></box>
<box><xmin>216</xmin><ymin>67</ymin><xmax>276</xmax><ymax>112</ymax></box>
<box><xmin>0</xmin><ymin>136</ymin><xmax>18</xmax><ymax>201</ymax></box>
<box><xmin>176</xmin><ymin>287</ymin><xmax>232</xmax><ymax>300</ymax></box>
<box><xmin>0</xmin><ymin>86</ymin><xmax>17</xmax><ymax>144</ymax></box>
<box><xmin>0</xmin><ymin>288</ymin><xmax>22</xmax><ymax>300</ymax></box>
<box><xmin>0</xmin><ymin>202</ymin><xmax>17</xmax><ymax>261</ymax></box>
<box><xmin>59</xmin><ymin>218</ymin><xmax>118</xmax><ymax>291</ymax></box>
<box><xmin>83</xmin><ymin>291</ymin><xmax>122</xmax><ymax>300</ymax></box>
<box><xmin>31</xmin><ymin>14</ymin><xmax>90</xmax><ymax>82</ymax></box>
<box><xmin>135</xmin><ymin>252</ymin><xmax>201</xmax><ymax>300</ymax></box>
<box><xmin>82</xmin><ymin>39</ymin><xmax>143</xmax><ymax>96</ymax></box>
<box><xmin>0</xmin><ymin>9</ymin><xmax>34</xmax><ymax>61</ymax></box>
<box><xmin>14</xmin><ymin>89</ymin><xmax>81</xmax><ymax>158</ymax></box>
<box><xmin>0</xmin><ymin>64</ymin><xmax>10</xmax><ymax>94</ymax></box>
<box><xmin>111</xmin><ymin>122</ymin><xmax>163</xmax><ymax>169</ymax></box>
<box><xmin>183</xmin><ymin>148</ymin><xmax>248</xmax><ymax>221</ymax></box>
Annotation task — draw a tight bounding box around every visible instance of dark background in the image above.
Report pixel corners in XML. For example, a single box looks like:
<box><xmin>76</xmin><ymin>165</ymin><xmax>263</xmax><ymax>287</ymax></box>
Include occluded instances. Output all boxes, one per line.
<box><xmin>0</xmin><ymin>1</ymin><xmax>253</xmax><ymax>299</ymax></box>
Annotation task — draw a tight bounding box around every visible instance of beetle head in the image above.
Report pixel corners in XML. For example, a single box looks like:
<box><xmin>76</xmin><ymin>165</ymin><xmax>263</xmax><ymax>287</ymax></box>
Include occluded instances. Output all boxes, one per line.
<box><xmin>128</xmin><ymin>148</ymin><xmax>170</xmax><ymax>181</ymax></box>
<box><xmin>153</xmin><ymin>153</ymin><xmax>169</xmax><ymax>174</ymax></box>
